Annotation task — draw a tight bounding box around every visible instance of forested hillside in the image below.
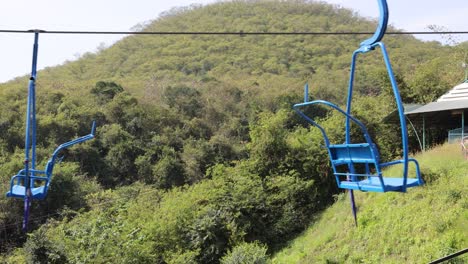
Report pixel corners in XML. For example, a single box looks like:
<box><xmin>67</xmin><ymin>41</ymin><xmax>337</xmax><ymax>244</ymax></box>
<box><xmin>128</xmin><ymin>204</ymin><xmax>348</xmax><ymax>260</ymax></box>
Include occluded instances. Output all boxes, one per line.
<box><xmin>0</xmin><ymin>0</ymin><xmax>466</xmax><ymax>263</ymax></box>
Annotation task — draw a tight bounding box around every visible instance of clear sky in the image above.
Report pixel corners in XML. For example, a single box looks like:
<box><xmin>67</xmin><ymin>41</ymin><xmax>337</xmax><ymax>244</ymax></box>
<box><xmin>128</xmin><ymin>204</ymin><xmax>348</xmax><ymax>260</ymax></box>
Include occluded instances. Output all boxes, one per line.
<box><xmin>0</xmin><ymin>0</ymin><xmax>466</xmax><ymax>83</ymax></box>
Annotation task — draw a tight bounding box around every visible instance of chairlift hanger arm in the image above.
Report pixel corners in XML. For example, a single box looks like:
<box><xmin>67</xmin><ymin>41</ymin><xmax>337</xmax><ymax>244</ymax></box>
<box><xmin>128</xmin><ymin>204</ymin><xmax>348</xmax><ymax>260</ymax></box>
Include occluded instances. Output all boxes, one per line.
<box><xmin>293</xmin><ymin>100</ymin><xmax>374</xmax><ymax>145</ymax></box>
<box><xmin>50</xmin><ymin>121</ymin><xmax>96</xmax><ymax>163</ymax></box>
<box><xmin>360</xmin><ymin>0</ymin><xmax>388</xmax><ymax>47</ymax></box>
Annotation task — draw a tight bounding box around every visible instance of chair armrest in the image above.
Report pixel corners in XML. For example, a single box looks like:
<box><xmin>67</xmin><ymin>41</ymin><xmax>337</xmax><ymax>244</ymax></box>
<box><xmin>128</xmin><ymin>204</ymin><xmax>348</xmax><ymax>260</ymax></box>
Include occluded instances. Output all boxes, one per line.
<box><xmin>380</xmin><ymin>158</ymin><xmax>423</xmax><ymax>183</ymax></box>
<box><xmin>16</xmin><ymin>169</ymin><xmax>46</xmax><ymax>175</ymax></box>
<box><xmin>9</xmin><ymin>174</ymin><xmax>50</xmax><ymax>189</ymax></box>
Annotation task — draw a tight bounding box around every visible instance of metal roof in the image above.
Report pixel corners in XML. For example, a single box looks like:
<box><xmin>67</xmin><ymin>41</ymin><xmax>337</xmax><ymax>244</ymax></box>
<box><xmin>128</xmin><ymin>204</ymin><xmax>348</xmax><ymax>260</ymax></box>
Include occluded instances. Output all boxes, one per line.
<box><xmin>406</xmin><ymin>82</ymin><xmax>468</xmax><ymax>115</ymax></box>
<box><xmin>382</xmin><ymin>82</ymin><xmax>468</xmax><ymax>126</ymax></box>
<box><xmin>403</xmin><ymin>103</ymin><xmax>424</xmax><ymax>113</ymax></box>
<box><xmin>382</xmin><ymin>103</ymin><xmax>423</xmax><ymax>123</ymax></box>
<box><xmin>406</xmin><ymin>99</ymin><xmax>468</xmax><ymax>115</ymax></box>
<box><xmin>437</xmin><ymin>82</ymin><xmax>468</xmax><ymax>102</ymax></box>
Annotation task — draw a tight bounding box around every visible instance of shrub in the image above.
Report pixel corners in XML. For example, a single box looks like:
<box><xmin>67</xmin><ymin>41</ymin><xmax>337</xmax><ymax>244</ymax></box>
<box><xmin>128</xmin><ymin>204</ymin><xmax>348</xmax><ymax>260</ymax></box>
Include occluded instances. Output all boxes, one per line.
<box><xmin>221</xmin><ymin>242</ymin><xmax>268</xmax><ymax>264</ymax></box>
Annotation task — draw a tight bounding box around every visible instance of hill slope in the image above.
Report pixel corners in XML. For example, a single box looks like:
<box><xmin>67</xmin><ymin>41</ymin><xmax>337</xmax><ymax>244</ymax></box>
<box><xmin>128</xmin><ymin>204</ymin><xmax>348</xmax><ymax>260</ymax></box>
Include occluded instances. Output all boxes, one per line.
<box><xmin>0</xmin><ymin>0</ymin><xmax>459</xmax><ymax>103</ymax></box>
<box><xmin>2</xmin><ymin>145</ymin><xmax>466</xmax><ymax>263</ymax></box>
<box><xmin>0</xmin><ymin>0</ymin><xmax>466</xmax><ymax>263</ymax></box>
<box><xmin>271</xmin><ymin>143</ymin><xmax>467</xmax><ymax>263</ymax></box>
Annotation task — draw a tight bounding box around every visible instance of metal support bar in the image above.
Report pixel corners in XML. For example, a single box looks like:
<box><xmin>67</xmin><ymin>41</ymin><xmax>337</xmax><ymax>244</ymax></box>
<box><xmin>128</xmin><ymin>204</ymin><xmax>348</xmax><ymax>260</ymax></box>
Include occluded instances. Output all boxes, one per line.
<box><xmin>462</xmin><ymin>111</ymin><xmax>465</xmax><ymax>142</ymax></box>
<box><xmin>406</xmin><ymin>116</ymin><xmax>423</xmax><ymax>152</ymax></box>
<box><xmin>22</xmin><ymin>31</ymin><xmax>40</xmax><ymax>233</ymax></box>
<box><xmin>304</xmin><ymin>83</ymin><xmax>309</xmax><ymax>102</ymax></box>
<box><xmin>422</xmin><ymin>115</ymin><xmax>426</xmax><ymax>152</ymax></box>
<box><xmin>429</xmin><ymin>248</ymin><xmax>468</xmax><ymax>264</ymax></box>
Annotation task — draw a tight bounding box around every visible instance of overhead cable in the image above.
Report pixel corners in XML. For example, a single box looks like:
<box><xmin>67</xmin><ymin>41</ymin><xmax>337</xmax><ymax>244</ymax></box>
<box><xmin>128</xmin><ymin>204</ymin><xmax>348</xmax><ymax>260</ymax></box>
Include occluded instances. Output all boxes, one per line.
<box><xmin>0</xmin><ymin>29</ymin><xmax>467</xmax><ymax>36</ymax></box>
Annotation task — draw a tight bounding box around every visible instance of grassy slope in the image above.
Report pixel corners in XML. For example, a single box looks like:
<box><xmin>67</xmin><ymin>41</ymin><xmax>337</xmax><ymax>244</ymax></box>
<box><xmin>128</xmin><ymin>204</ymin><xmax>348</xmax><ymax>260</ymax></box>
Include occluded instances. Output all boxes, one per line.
<box><xmin>271</xmin><ymin>143</ymin><xmax>467</xmax><ymax>263</ymax></box>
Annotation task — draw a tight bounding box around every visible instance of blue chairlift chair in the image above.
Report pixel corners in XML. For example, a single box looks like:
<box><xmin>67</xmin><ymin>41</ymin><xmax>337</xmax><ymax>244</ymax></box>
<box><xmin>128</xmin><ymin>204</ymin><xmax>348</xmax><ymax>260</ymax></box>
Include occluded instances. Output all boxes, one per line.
<box><xmin>294</xmin><ymin>0</ymin><xmax>423</xmax><ymax>194</ymax></box>
<box><xmin>4</xmin><ymin>31</ymin><xmax>96</xmax><ymax>231</ymax></box>
<box><xmin>293</xmin><ymin>0</ymin><xmax>423</xmax><ymax>225</ymax></box>
<box><xmin>6</xmin><ymin>122</ymin><xmax>95</xmax><ymax>200</ymax></box>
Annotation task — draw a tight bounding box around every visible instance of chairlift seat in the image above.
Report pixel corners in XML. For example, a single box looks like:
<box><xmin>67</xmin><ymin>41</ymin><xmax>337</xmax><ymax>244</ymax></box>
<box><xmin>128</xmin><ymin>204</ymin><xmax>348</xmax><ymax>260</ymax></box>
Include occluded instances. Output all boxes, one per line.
<box><xmin>329</xmin><ymin>142</ymin><xmax>422</xmax><ymax>192</ymax></box>
<box><xmin>6</xmin><ymin>173</ymin><xmax>49</xmax><ymax>200</ymax></box>
<box><xmin>6</xmin><ymin>122</ymin><xmax>96</xmax><ymax>201</ymax></box>
<box><xmin>339</xmin><ymin>176</ymin><xmax>422</xmax><ymax>192</ymax></box>
<box><xmin>293</xmin><ymin>99</ymin><xmax>423</xmax><ymax>193</ymax></box>
<box><xmin>7</xmin><ymin>185</ymin><xmax>47</xmax><ymax>200</ymax></box>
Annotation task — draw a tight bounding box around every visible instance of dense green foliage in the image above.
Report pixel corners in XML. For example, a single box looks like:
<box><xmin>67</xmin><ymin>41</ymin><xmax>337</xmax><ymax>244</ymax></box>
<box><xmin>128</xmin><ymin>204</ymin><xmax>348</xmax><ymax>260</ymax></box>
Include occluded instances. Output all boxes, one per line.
<box><xmin>0</xmin><ymin>0</ymin><xmax>466</xmax><ymax>262</ymax></box>
<box><xmin>221</xmin><ymin>242</ymin><xmax>268</xmax><ymax>264</ymax></box>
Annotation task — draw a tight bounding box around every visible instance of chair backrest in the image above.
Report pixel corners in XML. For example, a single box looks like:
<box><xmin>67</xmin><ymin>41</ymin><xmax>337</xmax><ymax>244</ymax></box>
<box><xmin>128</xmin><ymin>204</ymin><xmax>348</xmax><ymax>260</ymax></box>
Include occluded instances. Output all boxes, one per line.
<box><xmin>329</xmin><ymin>143</ymin><xmax>380</xmax><ymax>165</ymax></box>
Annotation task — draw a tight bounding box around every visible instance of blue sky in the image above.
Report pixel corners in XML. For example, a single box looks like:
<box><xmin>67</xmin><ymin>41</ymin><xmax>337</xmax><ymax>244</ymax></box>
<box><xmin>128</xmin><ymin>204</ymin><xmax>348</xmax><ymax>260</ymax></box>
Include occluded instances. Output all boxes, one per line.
<box><xmin>0</xmin><ymin>0</ymin><xmax>466</xmax><ymax>83</ymax></box>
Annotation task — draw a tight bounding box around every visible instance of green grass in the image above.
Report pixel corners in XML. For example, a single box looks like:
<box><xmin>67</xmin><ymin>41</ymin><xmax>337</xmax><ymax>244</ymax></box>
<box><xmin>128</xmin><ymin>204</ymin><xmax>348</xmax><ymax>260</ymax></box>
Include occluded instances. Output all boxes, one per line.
<box><xmin>270</xmin><ymin>144</ymin><xmax>468</xmax><ymax>263</ymax></box>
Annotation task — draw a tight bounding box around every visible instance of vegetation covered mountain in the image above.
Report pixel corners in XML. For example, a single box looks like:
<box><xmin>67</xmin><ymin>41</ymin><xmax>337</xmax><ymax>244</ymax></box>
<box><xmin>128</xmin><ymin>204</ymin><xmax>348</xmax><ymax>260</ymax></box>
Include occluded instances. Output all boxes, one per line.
<box><xmin>0</xmin><ymin>0</ymin><xmax>466</xmax><ymax>262</ymax></box>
